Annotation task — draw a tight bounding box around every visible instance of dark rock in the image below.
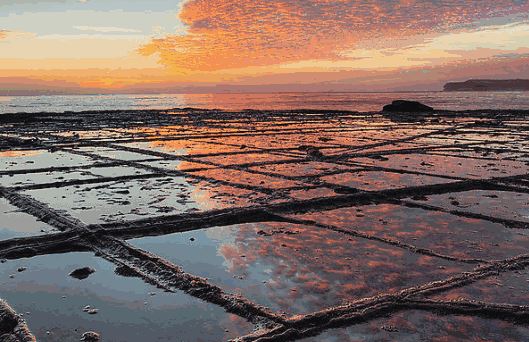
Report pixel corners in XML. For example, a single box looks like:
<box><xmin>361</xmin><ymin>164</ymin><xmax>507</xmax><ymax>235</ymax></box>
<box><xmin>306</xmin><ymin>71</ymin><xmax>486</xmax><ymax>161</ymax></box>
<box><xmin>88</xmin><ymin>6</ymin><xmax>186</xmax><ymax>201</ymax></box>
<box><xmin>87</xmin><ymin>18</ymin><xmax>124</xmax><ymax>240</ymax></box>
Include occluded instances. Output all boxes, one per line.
<box><xmin>156</xmin><ymin>206</ymin><xmax>175</xmax><ymax>213</ymax></box>
<box><xmin>381</xmin><ymin>325</ymin><xmax>399</xmax><ymax>332</ymax></box>
<box><xmin>299</xmin><ymin>145</ymin><xmax>324</xmax><ymax>159</ymax></box>
<box><xmin>0</xmin><ymin>333</ymin><xmax>20</xmax><ymax>342</ymax></box>
<box><xmin>80</xmin><ymin>331</ymin><xmax>101</xmax><ymax>342</ymax></box>
<box><xmin>5</xmin><ymin>247</ymin><xmax>37</xmax><ymax>259</ymax></box>
<box><xmin>318</xmin><ymin>137</ymin><xmax>333</xmax><ymax>142</ymax></box>
<box><xmin>368</xmin><ymin>155</ymin><xmax>389</xmax><ymax>161</ymax></box>
<box><xmin>114</xmin><ymin>264</ymin><xmax>139</xmax><ymax>277</ymax></box>
<box><xmin>382</xmin><ymin>100</ymin><xmax>434</xmax><ymax>113</ymax></box>
<box><xmin>69</xmin><ymin>267</ymin><xmax>96</xmax><ymax>280</ymax></box>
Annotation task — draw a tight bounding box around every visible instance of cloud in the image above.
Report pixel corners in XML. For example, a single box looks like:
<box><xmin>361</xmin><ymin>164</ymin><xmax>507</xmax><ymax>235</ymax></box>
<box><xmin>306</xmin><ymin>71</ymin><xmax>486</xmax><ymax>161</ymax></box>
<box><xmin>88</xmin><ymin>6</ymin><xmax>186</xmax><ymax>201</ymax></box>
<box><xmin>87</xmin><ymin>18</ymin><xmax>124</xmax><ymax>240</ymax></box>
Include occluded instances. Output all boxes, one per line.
<box><xmin>0</xmin><ymin>30</ymin><xmax>9</xmax><ymax>39</ymax></box>
<box><xmin>1</xmin><ymin>49</ymin><xmax>527</xmax><ymax>94</ymax></box>
<box><xmin>73</xmin><ymin>25</ymin><xmax>142</xmax><ymax>33</ymax></box>
<box><xmin>141</xmin><ymin>0</ymin><xmax>529</xmax><ymax>71</ymax></box>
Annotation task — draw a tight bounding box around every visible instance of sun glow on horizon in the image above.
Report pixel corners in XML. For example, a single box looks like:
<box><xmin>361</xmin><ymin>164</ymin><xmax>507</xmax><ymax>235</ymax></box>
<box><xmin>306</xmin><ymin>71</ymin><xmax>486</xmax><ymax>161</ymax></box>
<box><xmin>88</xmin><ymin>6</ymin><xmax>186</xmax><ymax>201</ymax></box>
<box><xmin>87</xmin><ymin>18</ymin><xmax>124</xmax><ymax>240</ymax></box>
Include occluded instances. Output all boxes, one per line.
<box><xmin>0</xmin><ymin>0</ymin><xmax>528</xmax><ymax>94</ymax></box>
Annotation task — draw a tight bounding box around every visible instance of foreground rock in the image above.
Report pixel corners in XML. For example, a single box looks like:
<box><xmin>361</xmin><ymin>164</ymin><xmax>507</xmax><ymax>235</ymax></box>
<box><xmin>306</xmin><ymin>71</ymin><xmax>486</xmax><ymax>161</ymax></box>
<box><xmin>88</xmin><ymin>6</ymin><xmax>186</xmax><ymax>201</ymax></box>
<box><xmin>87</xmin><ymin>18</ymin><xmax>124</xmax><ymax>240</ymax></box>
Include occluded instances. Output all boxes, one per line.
<box><xmin>80</xmin><ymin>331</ymin><xmax>100</xmax><ymax>342</ymax></box>
<box><xmin>0</xmin><ymin>299</ymin><xmax>36</xmax><ymax>341</ymax></box>
<box><xmin>382</xmin><ymin>100</ymin><xmax>434</xmax><ymax>113</ymax></box>
<box><xmin>69</xmin><ymin>267</ymin><xmax>96</xmax><ymax>280</ymax></box>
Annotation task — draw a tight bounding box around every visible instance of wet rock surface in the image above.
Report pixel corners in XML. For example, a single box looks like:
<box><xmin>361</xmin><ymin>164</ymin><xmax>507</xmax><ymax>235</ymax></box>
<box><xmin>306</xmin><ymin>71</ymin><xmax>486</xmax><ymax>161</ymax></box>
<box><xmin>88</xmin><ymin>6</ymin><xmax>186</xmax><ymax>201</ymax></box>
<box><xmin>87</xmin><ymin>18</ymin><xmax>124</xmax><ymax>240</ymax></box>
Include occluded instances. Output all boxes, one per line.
<box><xmin>80</xmin><ymin>331</ymin><xmax>100</xmax><ymax>342</ymax></box>
<box><xmin>0</xmin><ymin>299</ymin><xmax>35</xmax><ymax>341</ymax></box>
<box><xmin>1</xmin><ymin>107</ymin><xmax>529</xmax><ymax>341</ymax></box>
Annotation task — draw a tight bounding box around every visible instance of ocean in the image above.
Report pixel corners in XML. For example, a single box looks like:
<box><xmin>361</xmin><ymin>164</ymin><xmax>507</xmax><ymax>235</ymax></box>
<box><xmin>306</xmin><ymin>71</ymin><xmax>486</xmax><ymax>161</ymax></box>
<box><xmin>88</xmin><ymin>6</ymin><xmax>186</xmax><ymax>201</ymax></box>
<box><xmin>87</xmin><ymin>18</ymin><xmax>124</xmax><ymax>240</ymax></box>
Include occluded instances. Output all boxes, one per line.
<box><xmin>1</xmin><ymin>91</ymin><xmax>528</xmax><ymax>114</ymax></box>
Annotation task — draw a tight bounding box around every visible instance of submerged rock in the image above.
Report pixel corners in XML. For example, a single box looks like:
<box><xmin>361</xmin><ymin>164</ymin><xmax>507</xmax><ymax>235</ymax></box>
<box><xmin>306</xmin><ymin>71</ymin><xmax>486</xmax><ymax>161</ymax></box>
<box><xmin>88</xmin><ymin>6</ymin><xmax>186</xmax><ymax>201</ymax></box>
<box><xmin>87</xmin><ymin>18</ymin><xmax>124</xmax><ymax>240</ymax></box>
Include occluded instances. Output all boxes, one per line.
<box><xmin>382</xmin><ymin>100</ymin><xmax>434</xmax><ymax>113</ymax></box>
<box><xmin>69</xmin><ymin>267</ymin><xmax>96</xmax><ymax>280</ymax></box>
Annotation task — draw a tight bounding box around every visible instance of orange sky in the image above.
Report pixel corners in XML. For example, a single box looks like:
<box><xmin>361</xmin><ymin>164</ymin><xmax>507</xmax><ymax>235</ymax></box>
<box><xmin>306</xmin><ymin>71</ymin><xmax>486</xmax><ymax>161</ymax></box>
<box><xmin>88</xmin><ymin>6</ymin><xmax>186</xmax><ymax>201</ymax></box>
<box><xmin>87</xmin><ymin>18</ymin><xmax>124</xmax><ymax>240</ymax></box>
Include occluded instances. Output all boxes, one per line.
<box><xmin>0</xmin><ymin>0</ymin><xmax>528</xmax><ymax>94</ymax></box>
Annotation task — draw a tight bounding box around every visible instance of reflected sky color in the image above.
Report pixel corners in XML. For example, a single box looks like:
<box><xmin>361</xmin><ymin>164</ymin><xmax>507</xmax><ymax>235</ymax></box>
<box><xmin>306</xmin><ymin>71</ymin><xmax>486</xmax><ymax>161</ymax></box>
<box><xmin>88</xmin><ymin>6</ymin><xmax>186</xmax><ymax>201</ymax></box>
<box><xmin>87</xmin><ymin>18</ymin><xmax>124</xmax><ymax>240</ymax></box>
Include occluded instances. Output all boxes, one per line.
<box><xmin>291</xmin><ymin>203</ymin><xmax>529</xmax><ymax>261</ymax></box>
<box><xmin>0</xmin><ymin>252</ymin><xmax>252</xmax><ymax>341</ymax></box>
<box><xmin>0</xmin><ymin>1</ymin><xmax>528</xmax><ymax>93</ymax></box>
<box><xmin>304</xmin><ymin>309</ymin><xmax>529</xmax><ymax>341</ymax></box>
<box><xmin>130</xmin><ymin>222</ymin><xmax>469</xmax><ymax>315</ymax></box>
<box><xmin>1</xmin><ymin>100</ymin><xmax>529</xmax><ymax>340</ymax></box>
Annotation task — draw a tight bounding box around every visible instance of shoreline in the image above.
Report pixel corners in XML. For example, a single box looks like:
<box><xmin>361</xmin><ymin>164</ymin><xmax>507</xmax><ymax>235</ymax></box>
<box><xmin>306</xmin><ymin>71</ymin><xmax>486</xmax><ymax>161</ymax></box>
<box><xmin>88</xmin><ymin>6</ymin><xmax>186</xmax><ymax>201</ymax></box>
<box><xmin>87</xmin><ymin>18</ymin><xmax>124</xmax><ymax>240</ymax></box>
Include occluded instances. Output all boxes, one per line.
<box><xmin>2</xmin><ymin>106</ymin><xmax>529</xmax><ymax>117</ymax></box>
<box><xmin>1</xmin><ymin>101</ymin><xmax>529</xmax><ymax>341</ymax></box>
<box><xmin>2</xmin><ymin>106</ymin><xmax>529</xmax><ymax>151</ymax></box>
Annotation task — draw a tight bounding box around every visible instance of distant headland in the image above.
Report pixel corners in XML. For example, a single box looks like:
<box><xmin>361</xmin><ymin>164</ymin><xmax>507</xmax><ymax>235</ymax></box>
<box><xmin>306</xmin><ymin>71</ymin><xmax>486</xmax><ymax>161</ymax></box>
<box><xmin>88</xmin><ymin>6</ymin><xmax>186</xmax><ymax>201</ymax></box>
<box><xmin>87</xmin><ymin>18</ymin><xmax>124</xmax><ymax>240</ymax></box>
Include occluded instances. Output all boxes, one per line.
<box><xmin>444</xmin><ymin>79</ymin><xmax>529</xmax><ymax>92</ymax></box>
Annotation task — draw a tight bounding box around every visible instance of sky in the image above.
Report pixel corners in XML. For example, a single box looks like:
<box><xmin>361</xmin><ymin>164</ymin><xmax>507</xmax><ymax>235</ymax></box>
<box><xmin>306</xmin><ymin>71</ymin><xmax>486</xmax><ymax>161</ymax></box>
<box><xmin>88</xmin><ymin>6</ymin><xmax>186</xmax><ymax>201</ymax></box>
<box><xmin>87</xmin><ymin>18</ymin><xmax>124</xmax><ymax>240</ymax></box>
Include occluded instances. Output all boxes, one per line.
<box><xmin>0</xmin><ymin>0</ymin><xmax>528</xmax><ymax>94</ymax></box>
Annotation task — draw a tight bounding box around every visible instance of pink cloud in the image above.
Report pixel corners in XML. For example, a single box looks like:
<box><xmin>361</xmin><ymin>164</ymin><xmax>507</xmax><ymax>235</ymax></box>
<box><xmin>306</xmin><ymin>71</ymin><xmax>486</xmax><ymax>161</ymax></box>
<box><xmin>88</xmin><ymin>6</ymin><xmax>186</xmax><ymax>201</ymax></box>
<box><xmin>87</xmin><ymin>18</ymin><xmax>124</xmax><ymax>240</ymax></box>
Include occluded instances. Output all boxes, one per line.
<box><xmin>141</xmin><ymin>0</ymin><xmax>529</xmax><ymax>70</ymax></box>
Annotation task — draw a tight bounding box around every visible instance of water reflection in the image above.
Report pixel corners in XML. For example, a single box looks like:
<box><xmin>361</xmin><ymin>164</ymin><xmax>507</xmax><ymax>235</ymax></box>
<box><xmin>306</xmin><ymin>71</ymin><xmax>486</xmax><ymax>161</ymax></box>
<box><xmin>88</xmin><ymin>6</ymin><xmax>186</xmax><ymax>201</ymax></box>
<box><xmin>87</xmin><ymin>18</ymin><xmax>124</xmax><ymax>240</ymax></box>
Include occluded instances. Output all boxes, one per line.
<box><xmin>354</xmin><ymin>153</ymin><xmax>527</xmax><ymax>179</ymax></box>
<box><xmin>290</xmin><ymin>204</ymin><xmax>529</xmax><ymax>260</ymax></box>
<box><xmin>130</xmin><ymin>222</ymin><xmax>469</xmax><ymax>315</ymax></box>
<box><xmin>409</xmin><ymin>190</ymin><xmax>529</xmax><ymax>223</ymax></box>
<box><xmin>1</xmin><ymin>149</ymin><xmax>94</xmax><ymax>172</ymax></box>
<box><xmin>0</xmin><ymin>198</ymin><xmax>58</xmax><ymax>239</ymax></box>
<box><xmin>302</xmin><ymin>310</ymin><xmax>529</xmax><ymax>341</ymax></box>
<box><xmin>433</xmin><ymin>268</ymin><xmax>529</xmax><ymax>305</ymax></box>
<box><xmin>320</xmin><ymin>170</ymin><xmax>455</xmax><ymax>191</ymax></box>
<box><xmin>0</xmin><ymin>252</ymin><xmax>253</xmax><ymax>341</ymax></box>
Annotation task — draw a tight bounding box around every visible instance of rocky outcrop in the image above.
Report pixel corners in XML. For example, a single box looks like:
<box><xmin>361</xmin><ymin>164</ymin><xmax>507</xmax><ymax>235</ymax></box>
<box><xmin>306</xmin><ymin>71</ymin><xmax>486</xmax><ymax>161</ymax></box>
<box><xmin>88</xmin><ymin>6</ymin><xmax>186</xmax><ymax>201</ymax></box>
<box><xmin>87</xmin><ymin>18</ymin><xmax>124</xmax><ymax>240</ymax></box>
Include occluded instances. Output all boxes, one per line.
<box><xmin>382</xmin><ymin>100</ymin><xmax>434</xmax><ymax>113</ymax></box>
<box><xmin>0</xmin><ymin>299</ymin><xmax>36</xmax><ymax>342</ymax></box>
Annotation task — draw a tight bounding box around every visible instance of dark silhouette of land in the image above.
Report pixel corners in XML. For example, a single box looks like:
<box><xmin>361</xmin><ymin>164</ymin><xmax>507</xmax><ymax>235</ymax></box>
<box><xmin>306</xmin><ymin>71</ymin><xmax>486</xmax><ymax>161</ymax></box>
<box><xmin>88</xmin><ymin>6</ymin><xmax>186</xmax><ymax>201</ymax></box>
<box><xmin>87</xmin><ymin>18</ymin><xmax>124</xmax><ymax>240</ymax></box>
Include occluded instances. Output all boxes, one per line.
<box><xmin>444</xmin><ymin>79</ymin><xmax>529</xmax><ymax>92</ymax></box>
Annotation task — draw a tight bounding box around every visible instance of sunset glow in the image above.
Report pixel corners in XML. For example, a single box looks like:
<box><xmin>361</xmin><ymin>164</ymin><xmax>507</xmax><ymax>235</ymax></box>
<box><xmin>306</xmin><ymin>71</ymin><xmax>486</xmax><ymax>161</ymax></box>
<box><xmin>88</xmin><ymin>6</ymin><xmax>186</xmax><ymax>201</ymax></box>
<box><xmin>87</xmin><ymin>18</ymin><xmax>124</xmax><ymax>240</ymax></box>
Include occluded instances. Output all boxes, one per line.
<box><xmin>1</xmin><ymin>0</ymin><xmax>528</xmax><ymax>94</ymax></box>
